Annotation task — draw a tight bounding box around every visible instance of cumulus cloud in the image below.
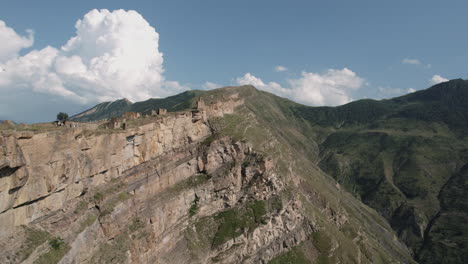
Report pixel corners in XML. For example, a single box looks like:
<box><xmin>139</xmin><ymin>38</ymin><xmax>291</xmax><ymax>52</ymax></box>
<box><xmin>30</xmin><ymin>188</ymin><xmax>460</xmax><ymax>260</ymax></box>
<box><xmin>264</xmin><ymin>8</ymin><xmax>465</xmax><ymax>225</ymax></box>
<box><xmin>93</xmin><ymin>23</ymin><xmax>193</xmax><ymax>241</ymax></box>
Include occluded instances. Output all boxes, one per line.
<box><xmin>237</xmin><ymin>73</ymin><xmax>267</xmax><ymax>87</ymax></box>
<box><xmin>407</xmin><ymin>88</ymin><xmax>416</xmax><ymax>93</ymax></box>
<box><xmin>0</xmin><ymin>9</ymin><xmax>186</xmax><ymax>110</ymax></box>
<box><xmin>236</xmin><ymin>73</ymin><xmax>290</xmax><ymax>96</ymax></box>
<box><xmin>236</xmin><ymin>68</ymin><xmax>365</xmax><ymax>106</ymax></box>
<box><xmin>0</xmin><ymin>21</ymin><xmax>34</xmax><ymax>62</ymax></box>
<box><xmin>429</xmin><ymin>74</ymin><xmax>449</xmax><ymax>85</ymax></box>
<box><xmin>289</xmin><ymin>69</ymin><xmax>364</xmax><ymax>105</ymax></box>
<box><xmin>274</xmin><ymin>65</ymin><xmax>287</xmax><ymax>72</ymax></box>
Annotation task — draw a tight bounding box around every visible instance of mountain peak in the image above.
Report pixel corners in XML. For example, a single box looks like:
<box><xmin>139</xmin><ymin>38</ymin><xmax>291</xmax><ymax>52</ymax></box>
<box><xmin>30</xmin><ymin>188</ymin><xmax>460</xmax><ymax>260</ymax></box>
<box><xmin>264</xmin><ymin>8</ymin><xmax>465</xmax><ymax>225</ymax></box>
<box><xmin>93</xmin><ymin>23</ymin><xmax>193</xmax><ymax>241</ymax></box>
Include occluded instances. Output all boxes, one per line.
<box><xmin>120</xmin><ymin>98</ymin><xmax>133</xmax><ymax>104</ymax></box>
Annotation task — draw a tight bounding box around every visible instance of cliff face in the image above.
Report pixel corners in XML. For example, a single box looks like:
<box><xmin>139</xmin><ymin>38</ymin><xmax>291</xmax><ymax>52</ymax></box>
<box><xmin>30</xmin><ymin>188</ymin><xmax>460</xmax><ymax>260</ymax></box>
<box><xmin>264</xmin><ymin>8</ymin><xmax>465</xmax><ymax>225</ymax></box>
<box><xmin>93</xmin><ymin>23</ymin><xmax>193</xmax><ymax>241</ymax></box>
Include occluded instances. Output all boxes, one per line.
<box><xmin>0</xmin><ymin>90</ymin><xmax>414</xmax><ymax>264</ymax></box>
<box><xmin>0</xmin><ymin>111</ymin><xmax>210</xmax><ymax>235</ymax></box>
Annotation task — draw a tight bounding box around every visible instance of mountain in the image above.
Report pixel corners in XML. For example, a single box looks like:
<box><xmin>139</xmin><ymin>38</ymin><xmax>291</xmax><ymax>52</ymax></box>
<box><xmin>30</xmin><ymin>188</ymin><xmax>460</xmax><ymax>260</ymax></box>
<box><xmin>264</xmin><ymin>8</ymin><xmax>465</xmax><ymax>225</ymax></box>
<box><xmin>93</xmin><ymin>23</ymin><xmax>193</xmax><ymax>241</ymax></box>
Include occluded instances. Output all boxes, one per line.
<box><xmin>71</xmin><ymin>98</ymin><xmax>133</xmax><ymax>122</ymax></box>
<box><xmin>73</xmin><ymin>79</ymin><xmax>468</xmax><ymax>263</ymax></box>
<box><xmin>292</xmin><ymin>79</ymin><xmax>468</xmax><ymax>133</ymax></box>
<box><xmin>71</xmin><ymin>90</ymin><xmax>204</xmax><ymax>121</ymax></box>
<box><xmin>309</xmin><ymin>80</ymin><xmax>468</xmax><ymax>263</ymax></box>
<box><xmin>0</xmin><ymin>80</ymin><xmax>466</xmax><ymax>263</ymax></box>
<box><xmin>198</xmin><ymin>81</ymin><xmax>468</xmax><ymax>263</ymax></box>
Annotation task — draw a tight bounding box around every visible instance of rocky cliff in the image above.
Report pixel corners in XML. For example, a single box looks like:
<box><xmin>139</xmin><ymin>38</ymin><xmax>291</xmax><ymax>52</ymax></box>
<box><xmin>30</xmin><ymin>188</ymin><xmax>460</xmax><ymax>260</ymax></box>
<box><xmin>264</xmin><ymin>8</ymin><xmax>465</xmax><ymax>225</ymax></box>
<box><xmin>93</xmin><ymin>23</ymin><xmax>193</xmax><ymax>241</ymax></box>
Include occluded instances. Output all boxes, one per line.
<box><xmin>0</xmin><ymin>88</ymin><xmax>414</xmax><ymax>264</ymax></box>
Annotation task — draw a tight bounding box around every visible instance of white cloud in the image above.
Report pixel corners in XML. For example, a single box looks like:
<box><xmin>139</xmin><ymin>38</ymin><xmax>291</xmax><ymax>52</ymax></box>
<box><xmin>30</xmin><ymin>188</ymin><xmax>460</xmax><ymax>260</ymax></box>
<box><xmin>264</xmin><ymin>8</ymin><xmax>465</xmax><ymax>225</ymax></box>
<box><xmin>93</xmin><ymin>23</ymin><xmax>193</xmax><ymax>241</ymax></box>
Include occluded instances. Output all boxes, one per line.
<box><xmin>236</xmin><ymin>68</ymin><xmax>365</xmax><ymax>106</ymax></box>
<box><xmin>236</xmin><ymin>73</ymin><xmax>290</xmax><ymax>96</ymax></box>
<box><xmin>0</xmin><ymin>9</ymin><xmax>186</xmax><ymax>108</ymax></box>
<box><xmin>202</xmin><ymin>81</ymin><xmax>220</xmax><ymax>90</ymax></box>
<box><xmin>0</xmin><ymin>46</ymin><xmax>79</xmax><ymax>98</ymax></box>
<box><xmin>237</xmin><ymin>73</ymin><xmax>266</xmax><ymax>87</ymax></box>
<box><xmin>429</xmin><ymin>74</ymin><xmax>449</xmax><ymax>85</ymax></box>
<box><xmin>377</xmin><ymin>86</ymin><xmax>418</xmax><ymax>97</ymax></box>
<box><xmin>162</xmin><ymin>80</ymin><xmax>189</xmax><ymax>93</ymax></box>
<box><xmin>0</xmin><ymin>21</ymin><xmax>33</xmax><ymax>62</ymax></box>
<box><xmin>402</xmin><ymin>58</ymin><xmax>421</xmax><ymax>65</ymax></box>
<box><xmin>274</xmin><ymin>65</ymin><xmax>287</xmax><ymax>72</ymax></box>
<box><xmin>402</xmin><ymin>58</ymin><xmax>431</xmax><ymax>69</ymax></box>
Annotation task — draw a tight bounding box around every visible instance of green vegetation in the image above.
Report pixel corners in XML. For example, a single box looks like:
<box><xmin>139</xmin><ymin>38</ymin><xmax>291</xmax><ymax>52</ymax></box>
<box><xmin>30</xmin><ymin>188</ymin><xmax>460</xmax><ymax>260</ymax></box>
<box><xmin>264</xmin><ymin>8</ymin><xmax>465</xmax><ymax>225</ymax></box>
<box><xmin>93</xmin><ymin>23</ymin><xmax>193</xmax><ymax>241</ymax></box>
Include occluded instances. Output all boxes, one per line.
<box><xmin>18</xmin><ymin>227</ymin><xmax>51</xmax><ymax>261</ymax></box>
<box><xmin>169</xmin><ymin>173</ymin><xmax>211</xmax><ymax>194</ymax></box>
<box><xmin>129</xmin><ymin>217</ymin><xmax>146</xmax><ymax>233</ymax></box>
<box><xmin>318</xmin><ymin>129</ymin><xmax>466</xmax><ymax>254</ymax></box>
<box><xmin>269</xmin><ymin>195</ymin><xmax>283</xmax><ymax>212</ymax></box>
<box><xmin>130</xmin><ymin>90</ymin><xmax>204</xmax><ymax>114</ymax></box>
<box><xmin>312</xmin><ymin>231</ymin><xmax>332</xmax><ymax>253</ymax></box>
<box><xmin>312</xmin><ymin>231</ymin><xmax>333</xmax><ymax>264</ymax></box>
<box><xmin>248</xmin><ymin>200</ymin><xmax>267</xmax><ymax>224</ymax></box>
<box><xmin>74</xmin><ymin>200</ymin><xmax>88</xmax><ymax>214</ymax></box>
<box><xmin>90</xmin><ymin>180</ymin><xmax>134</xmax><ymax>217</ymax></box>
<box><xmin>268</xmin><ymin>245</ymin><xmax>310</xmax><ymax>264</ymax></box>
<box><xmin>212</xmin><ymin>200</ymin><xmax>267</xmax><ymax>247</ymax></box>
<box><xmin>212</xmin><ymin>209</ymin><xmax>244</xmax><ymax>247</ymax></box>
<box><xmin>71</xmin><ymin>98</ymin><xmax>132</xmax><ymax>122</ymax></box>
<box><xmin>99</xmin><ymin>191</ymin><xmax>132</xmax><ymax>216</ymax></box>
<box><xmin>49</xmin><ymin>237</ymin><xmax>64</xmax><ymax>250</ymax></box>
<box><xmin>34</xmin><ymin>237</ymin><xmax>70</xmax><ymax>264</ymax></box>
<box><xmin>90</xmin><ymin>234</ymin><xmax>131</xmax><ymax>264</ymax></box>
<box><xmin>93</xmin><ymin>192</ymin><xmax>104</xmax><ymax>202</ymax></box>
<box><xmin>189</xmin><ymin>194</ymin><xmax>200</xmax><ymax>217</ymax></box>
<box><xmin>79</xmin><ymin>214</ymin><xmax>97</xmax><ymax>233</ymax></box>
<box><xmin>56</xmin><ymin>112</ymin><xmax>68</xmax><ymax>122</ymax></box>
<box><xmin>416</xmin><ymin>165</ymin><xmax>468</xmax><ymax>264</ymax></box>
<box><xmin>185</xmin><ymin>216</ymin><xmax>219</xmax><ymax>262</ymax></box>
<box><xmin>201</xmin><ymin>134</ymin><xmax>217</xmax><ymax>147</ymax></box>
<box><xmin>297</xmin><ymin>80</ymin><xmax>468</xmax><ymax>262</ymax></box>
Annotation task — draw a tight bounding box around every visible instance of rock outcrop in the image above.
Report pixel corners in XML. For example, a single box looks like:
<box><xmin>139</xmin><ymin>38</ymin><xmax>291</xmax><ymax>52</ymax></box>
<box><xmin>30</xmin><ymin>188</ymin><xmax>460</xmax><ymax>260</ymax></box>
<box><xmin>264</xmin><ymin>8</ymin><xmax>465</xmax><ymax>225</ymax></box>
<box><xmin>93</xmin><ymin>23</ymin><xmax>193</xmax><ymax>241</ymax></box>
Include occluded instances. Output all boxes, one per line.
<box><xmin>0</xmin><ymin>110</ymin><xmax>210</xmax><ymax>237</ymax></box>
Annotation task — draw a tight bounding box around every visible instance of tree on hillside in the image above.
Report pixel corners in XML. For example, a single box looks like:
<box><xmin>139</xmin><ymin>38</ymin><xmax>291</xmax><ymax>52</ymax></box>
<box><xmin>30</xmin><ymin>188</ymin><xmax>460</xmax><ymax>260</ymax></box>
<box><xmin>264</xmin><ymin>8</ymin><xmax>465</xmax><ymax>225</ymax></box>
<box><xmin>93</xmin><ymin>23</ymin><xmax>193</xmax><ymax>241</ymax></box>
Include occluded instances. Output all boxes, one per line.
<box><xmin>56</xmin><ymin>112</ymin><xmax>69</xmax><ymax>124</ymax></box>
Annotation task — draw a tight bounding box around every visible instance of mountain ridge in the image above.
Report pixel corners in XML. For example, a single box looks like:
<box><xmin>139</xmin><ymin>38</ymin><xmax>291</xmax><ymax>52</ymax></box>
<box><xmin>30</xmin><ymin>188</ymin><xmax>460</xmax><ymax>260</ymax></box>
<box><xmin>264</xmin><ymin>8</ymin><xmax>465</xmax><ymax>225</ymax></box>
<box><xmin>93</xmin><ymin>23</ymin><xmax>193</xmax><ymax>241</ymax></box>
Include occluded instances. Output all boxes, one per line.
<box><xmin>72</xmin><ymin>79</ymin><xmax>468</xmax><ymax>135</ymax></box>
<box><xmin>0</xmin><ymin>87</ymin><xmax>415</xmax><ymax>263</ymax></box>
<box><xmin>1</xmin><ymin>80</ymin><xmax>466</xmax><ymax>263</ymax></box>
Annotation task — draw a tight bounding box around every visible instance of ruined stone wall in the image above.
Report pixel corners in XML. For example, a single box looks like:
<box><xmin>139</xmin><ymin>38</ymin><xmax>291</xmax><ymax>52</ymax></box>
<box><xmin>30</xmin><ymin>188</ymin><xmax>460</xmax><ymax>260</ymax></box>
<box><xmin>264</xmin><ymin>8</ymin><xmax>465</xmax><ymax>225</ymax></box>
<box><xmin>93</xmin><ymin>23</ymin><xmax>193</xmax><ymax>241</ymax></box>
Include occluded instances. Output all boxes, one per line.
<box><xmin>65</xmin><ymin>121</ymin><xmax>100</xmax><ymax>129</ymax></box>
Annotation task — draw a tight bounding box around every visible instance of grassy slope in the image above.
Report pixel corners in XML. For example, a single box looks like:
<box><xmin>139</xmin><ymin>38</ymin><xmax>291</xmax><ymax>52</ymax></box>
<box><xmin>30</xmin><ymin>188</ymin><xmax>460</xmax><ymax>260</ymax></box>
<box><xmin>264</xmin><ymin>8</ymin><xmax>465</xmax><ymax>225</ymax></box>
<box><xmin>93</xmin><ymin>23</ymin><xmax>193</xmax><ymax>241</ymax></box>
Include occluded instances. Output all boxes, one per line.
<box><xmin>71</xmin><ymin>98</ymin><xmax>133</xmax><ymax>122</ymax></box>
<box><xmin>201</xmin><ymin>81</ymin><xmax>467</xmax><ymax>263</ymax></box>
<box><xmin>293</xmin><ymin>79</ymin><xmax>468</xmax><ymax>262</ymax></box>
<box><xmin>129</xmin><ymin>90</ymin><xmax>204</xmax><ymax>114</ymax></box>
<box><xmin>200</xmin><ymin>86</ymin><xmax>414</xmax><ymax>263</ymax></box>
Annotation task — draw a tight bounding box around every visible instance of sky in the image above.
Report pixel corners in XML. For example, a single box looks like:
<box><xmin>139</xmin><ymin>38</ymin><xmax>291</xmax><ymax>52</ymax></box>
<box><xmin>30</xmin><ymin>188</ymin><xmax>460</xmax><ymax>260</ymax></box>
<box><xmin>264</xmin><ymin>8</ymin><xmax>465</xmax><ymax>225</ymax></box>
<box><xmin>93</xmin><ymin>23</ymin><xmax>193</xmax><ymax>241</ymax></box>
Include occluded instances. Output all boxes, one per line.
<box><xmin>0</xmin><ymin>0</ymin><xmax>467</xmax><ymax>123</ymax></box>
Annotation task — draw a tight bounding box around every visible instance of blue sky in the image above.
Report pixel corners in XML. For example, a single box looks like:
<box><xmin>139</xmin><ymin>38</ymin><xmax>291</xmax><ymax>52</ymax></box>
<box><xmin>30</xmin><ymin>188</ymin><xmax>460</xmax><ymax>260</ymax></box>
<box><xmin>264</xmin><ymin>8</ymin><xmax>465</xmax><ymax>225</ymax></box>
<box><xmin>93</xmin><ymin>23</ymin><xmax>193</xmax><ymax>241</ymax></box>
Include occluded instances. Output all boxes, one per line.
<box><xmin>0</xmin><ymin>0</ymin><xmax>467</xmax><ymax>123</ymax></box>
